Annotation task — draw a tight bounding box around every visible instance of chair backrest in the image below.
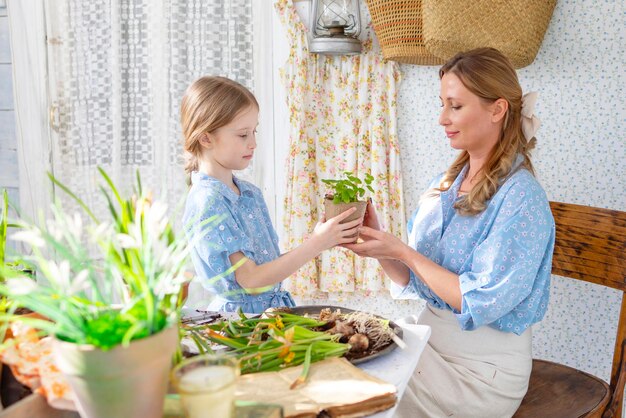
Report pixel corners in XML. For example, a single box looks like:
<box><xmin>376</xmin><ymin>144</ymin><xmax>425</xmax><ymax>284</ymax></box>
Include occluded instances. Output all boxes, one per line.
<box><xmin>549</xmin><ymin>201</ymin><xmax>626</xmax><ymax>417</ymax></box>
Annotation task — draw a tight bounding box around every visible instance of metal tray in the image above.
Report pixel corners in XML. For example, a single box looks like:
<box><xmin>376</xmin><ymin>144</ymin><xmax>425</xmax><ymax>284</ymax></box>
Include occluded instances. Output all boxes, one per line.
<box><xmin>283</xmin><ymin>305</ymin><xmax>403</xmax><ymax>365</ymax></box>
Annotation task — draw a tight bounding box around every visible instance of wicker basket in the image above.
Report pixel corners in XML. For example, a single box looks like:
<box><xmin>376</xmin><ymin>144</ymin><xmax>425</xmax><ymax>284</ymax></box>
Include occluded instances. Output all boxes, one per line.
<box><xmin>365</xmin><ymin>0</ymin><xmax>444</xmax><ymax>65</ymax></box>
<box><xmin>422</xmin><ymin>0</ymin><xmax>557</xmax><ymax>69</ymax></box>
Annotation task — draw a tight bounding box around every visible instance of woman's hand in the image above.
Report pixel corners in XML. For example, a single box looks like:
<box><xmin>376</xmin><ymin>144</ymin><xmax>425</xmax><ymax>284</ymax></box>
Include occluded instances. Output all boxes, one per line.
<box><xmin>343</xmin><ymin>226</ymin><xmax>412</xmax><ymax>286</ymax></box>
<box><xmin>310</xmin><ymin>207</ymin><xmax>362</xmax><ymax>252</ymax></box>
<box><xmin>343</xmin><ymin>226</ymin><xmax>407</xmax><ymax>260</ymax></box>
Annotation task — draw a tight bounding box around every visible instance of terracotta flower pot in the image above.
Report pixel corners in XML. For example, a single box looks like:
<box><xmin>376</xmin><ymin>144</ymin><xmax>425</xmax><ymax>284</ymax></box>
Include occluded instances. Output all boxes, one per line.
<box><xmin>323</xmin><ymin>198</ymin><xmax>367</xmax><ymax>243</ymax></box>
<box><xmin>52</xmin><ymin>325</ymin><xmax>178</xmax><ymax>418</ymax></box>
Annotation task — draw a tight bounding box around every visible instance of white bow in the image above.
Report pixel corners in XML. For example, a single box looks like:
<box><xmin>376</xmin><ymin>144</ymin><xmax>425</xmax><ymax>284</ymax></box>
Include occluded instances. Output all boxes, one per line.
<box><xmin>521</xmin><ymin>92</ymin><xmax>541</xmax><ymax>140</ymax></box>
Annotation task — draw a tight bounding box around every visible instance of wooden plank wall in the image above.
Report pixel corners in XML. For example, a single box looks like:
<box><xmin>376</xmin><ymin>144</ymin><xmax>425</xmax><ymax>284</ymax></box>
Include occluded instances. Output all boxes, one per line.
<box><xmin>0</xmin><ymin>0</ymin><xmax>18</xmax><ymax>253</ymax></box>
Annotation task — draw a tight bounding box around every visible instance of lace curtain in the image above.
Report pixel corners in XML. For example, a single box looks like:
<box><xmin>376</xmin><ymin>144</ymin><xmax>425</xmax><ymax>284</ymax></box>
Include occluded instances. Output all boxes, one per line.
<box><xmin>41</xmin><ymin>0</ymin><xmax>255</xmax><ymax>219</ymax></box>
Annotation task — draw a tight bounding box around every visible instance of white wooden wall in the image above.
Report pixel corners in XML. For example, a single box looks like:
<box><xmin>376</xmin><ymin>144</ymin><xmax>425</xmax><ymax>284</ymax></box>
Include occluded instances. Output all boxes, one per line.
<box><xmin>0</xmin><ymin>0</ymin><xmax>18</xmax><ymax>250</ymax></box>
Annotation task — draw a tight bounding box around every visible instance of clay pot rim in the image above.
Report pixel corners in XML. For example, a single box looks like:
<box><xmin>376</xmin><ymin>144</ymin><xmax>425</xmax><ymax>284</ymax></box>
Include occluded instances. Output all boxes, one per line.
<box><xmin>324</xmin><ymin>195</ymin><xmax>366</xmax><ymax>204</ymax></box>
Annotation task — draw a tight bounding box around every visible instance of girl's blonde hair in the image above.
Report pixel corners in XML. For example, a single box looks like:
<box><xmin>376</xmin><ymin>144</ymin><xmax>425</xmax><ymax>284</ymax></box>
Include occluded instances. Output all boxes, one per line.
<box><xmin>436</xmin><ymin>47</ymin><xmax>536</xmax><ymax>216</ymax></box>
<box><xmin>181</xmin><ymin>76</ymin><xmax>258</xmax><ymax>176</ymax></box>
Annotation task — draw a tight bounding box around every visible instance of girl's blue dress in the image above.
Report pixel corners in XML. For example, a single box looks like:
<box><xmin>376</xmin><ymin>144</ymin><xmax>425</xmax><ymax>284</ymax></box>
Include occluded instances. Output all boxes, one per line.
<box><xmin>183</xmin><ymin>172</ymin><xmax>295</xmax><ymax>313</ymax></box>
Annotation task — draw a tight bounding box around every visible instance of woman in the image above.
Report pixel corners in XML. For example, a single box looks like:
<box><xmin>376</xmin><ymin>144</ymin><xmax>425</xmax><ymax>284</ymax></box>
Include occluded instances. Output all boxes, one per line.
<box><xmin>344</xmin><ymin>48</ymin><xmax>555</xmax><ymax>417</ymax></box>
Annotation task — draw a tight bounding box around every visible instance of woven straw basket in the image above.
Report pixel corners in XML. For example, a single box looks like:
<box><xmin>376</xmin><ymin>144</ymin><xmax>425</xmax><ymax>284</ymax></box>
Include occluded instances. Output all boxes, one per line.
<box><xmin>364</xmin><ymin>0</ymin><xmax>444</xmax><ymax>65</ymax></box>
<box><xmin>422</xmin><ymin>0</ymin><xmax>557</xmax><ymax>69</ymax></box>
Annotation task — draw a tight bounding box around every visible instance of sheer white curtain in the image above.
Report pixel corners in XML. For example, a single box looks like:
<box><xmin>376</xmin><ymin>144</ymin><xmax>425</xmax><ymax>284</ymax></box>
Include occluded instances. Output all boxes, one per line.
<box><xmin>43</xmin><ymin>0</ymin><xmax>257</xmax><ymax>218</ymax></box>
<box><xmin>9</xmin><ymin>0</ymin><xmax>276</xmax><ymax>306</ymax></box>
<box><xmin>9</xmin><ymin>0</ymin><xmax>274</xmax><ymax>220</ymax></box>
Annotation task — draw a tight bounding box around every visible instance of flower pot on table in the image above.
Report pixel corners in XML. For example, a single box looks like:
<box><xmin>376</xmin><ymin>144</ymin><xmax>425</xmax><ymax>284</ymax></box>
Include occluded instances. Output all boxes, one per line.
<box><xmin>52</xmin><ymin>325</ymin><xmax>178</xmax><ymax>418</ymax></box>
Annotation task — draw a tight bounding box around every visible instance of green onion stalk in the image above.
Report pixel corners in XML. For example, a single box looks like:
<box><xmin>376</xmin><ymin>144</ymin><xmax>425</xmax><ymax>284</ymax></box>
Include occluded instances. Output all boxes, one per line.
<box><xmin>183</xmin><ymin>313</ymin><xmax>350</xmax><ymax>388</ymax></box>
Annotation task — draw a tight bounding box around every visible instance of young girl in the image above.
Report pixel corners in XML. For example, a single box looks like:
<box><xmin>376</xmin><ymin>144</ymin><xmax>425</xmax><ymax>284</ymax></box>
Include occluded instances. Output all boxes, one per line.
<box><xmin>181</xmin><ymin>76</ymin><xmax>360</xmax><ymax>313</ymax></box>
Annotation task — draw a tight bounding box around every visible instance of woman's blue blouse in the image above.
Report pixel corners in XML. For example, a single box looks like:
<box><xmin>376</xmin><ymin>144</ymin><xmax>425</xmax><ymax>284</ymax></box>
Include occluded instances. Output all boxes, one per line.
<box><xmin>392</xmin><ymin>160</ymin><xmax>555</xmax><ymax>335</ymax></box>
<box><xmin>183</xmin><ymin>172</ymin><xmax>295</xmax><ymax>313</ymax></box>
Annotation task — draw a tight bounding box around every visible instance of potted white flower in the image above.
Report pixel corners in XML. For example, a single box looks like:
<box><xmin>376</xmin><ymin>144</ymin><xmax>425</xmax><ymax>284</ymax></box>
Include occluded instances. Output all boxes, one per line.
<box><xmin>0</xmin><ymin>169</ymin><xmax>213</xmax><ymax>418</ymax></box>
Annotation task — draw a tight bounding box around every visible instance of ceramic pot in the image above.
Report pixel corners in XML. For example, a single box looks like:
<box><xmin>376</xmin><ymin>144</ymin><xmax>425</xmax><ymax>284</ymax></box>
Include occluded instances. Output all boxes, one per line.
<box><xmin>323</xmin><ymin>198</ymin><xmax>367</xmax><ymax>242</ymax></box>
<box><xmin>52</xmin><ymin>325</ymin><xmax>178</xmax><ymax>418</ymax></box>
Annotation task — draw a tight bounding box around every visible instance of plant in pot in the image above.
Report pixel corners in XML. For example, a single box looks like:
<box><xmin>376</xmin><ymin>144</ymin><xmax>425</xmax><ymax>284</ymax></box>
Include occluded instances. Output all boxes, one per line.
<box><xmin>0</xmin><ymin>169</ymin><xmax>210</xmax><ymax>418</ymax></box>
<box><xmin>321</xmin><ymin>172</ymin><xmax>374</xmax><ymax>242</ymax></box>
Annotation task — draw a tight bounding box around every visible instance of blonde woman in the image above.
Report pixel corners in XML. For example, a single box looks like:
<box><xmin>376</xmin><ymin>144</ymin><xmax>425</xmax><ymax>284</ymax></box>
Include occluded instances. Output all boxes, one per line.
<box><xmin>181</xmin><ymin>76</ymin><xmax>360</xmax><ymax>313</ymax></box>
<box><xmin>345</xmin><ymin>48</ymin><xmax>555</xmax><ymax>417</ymax></box>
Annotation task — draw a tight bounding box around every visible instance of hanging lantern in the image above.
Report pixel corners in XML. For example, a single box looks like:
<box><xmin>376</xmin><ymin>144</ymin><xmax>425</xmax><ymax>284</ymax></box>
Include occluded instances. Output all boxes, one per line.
<box><xmin>309</xmin><ymin>0</ymin><xmax>362</xmax><ymax>55</ymax></box>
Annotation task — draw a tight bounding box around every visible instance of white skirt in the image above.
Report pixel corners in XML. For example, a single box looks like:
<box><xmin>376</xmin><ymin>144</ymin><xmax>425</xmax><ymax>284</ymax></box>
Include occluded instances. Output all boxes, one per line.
<box><xmin>395</xmin><ymin>305</ymin><xmax>532</xmax><ymax>418</ymax></box>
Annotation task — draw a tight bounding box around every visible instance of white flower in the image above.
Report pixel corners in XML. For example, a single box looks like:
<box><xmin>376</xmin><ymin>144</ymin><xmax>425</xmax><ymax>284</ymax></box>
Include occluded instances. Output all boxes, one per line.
<box><xmin>46</xmin><ymin>219</ymin><xmax>64</xmax><ymax>241</ymax></box>
<box><xmin>91</xmin><ymin>222</ymin><xmax>112</xmax><ymax>241</ymax></box>
<box><xmin>71</xmin><ymin>212</ymin><xmax>83</xmax><ymax>242</ymax></box>
<box><xmin>116</xmin><ymin>233</ymin><xmax>139</xmax><ymax>249</ymax></box>
<box><xmin>47</xmin><ymin>259</ymin><xmax>71</xmax><ymax>290</ymax></box>
<box><xmin>70</xmin><ymin>269</ymin><xmax>90</xmax><ymax>294</ymax></box>
<box><xmin>153</xmin><ymin>274</ymin><xmax>183</xmax><ymax>297</ymax></box>
<box><xmin>146</xmin><ymin>201</ymin><xmax>168</xmax><ymax>228</ymax></box>
<box><xmin>6</xmin><ymin>278</ymin><xmax>38</xmax><ymax>295</ymax></box>
<box><xmin>157</xmin><ymin>246</ymin><xmax>173</xmax><ymax>270</ymax></box>
<box><xmin>11</xmin><ymin>229</ymin><xmax>45</xmax><ymax>248</ymax></box>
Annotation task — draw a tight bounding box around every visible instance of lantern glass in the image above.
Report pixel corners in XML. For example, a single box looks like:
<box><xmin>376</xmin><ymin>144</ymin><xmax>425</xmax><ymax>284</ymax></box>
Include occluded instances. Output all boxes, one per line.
<box><xmin>314</xmin><ymin>0</ymin><xmax>360</xmax><ymax>37</ymax></box>
<box><xmin>309</xmin><ymin>0</ymin><xmax>362</xmax><ymax>55</ymax></box>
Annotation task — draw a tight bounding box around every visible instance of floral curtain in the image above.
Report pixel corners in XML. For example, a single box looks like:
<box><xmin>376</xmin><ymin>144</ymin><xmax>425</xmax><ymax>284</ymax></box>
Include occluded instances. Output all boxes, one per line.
<box><xmin>275</xmin><ymin>0</ymin><xmax>406</xmax><ymax>299</ymax></box>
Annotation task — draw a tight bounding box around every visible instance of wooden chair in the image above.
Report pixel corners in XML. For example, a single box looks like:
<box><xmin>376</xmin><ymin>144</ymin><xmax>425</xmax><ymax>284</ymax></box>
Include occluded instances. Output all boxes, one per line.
<box><xmin>514</xmin><ymin>202</ymin><xmax>626</xmax><ymax>418</ymax></box>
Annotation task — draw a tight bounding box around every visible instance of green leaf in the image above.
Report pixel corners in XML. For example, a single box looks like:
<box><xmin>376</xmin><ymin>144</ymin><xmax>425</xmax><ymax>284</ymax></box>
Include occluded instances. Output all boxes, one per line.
<box><xmin>97</xmin><ymin>167</ymin><xmax>124</xmax><ymax>210</ymax></box>
<box><xmin>135</xmin><ymin>169</ymin><xmax>143</xmax><ymax>196</ymax></box>
<box><xmin>321</xmin><ymin>172</ymin><xmax>374</xmax><ymax>203</ymax></box>
<box><xmin>48</xmin><ymin>173</ymin><xmax>99</xmax><ymax>223</ymax></box>
<box><xmin>0</xmin><ymin>189</ymin><xmax>8</xmax><ymax>267</ymax></box>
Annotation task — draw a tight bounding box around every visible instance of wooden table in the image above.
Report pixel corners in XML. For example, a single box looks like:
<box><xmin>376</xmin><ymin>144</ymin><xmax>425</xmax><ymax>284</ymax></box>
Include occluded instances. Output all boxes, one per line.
<box><xmin>0</xmin><ymin>396</ymin><xmax>282</xmax><ymax>418</ymax></box>
<box><xmin>0</xmin><ymin>320</ymin><xmax>430</xmax><ymax>418</ymax></box>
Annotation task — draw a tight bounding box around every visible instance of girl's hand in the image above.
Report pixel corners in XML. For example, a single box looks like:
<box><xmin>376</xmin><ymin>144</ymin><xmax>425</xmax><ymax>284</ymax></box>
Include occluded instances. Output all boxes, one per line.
<box><xmin>343</xmin><ymin>226</ymin><xmax>406</xmax><ymax>260</ymax></box>
<box><xmin>311</xmin><ymin>207</ymin><xmax>362</xmax><ymax>251</ymax></box>
<box><xmin>363</xmin><ymin>199</ymin><xmax>381</xmax><ymax>231</ymax></box>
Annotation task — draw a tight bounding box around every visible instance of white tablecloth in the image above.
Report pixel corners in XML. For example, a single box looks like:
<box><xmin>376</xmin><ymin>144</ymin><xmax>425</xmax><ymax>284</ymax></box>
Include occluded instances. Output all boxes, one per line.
<box><xmin>358</xmin><ymin>319</ymin><xmax>431</xmax><ymax>418</ymax></box>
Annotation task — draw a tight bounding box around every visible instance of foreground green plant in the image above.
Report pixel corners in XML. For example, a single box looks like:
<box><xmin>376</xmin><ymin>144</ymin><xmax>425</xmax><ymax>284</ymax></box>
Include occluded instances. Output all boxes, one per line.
<box><xmin>0</xmin><ymin>189</ymin><xmax>10</xmax><ymax>313</ymax></box>
<box><xmin>322</xmin><ymin>172</ymin><xmax>374</xmax><ymax>204</ymax></box>
<box><xmin>0</xmin><ymin>189</ymin><xmax>33</xmax><ymax>313</ymax></box>
<box><xmin>0</xmin><ymin>169</ymin><xmax>219</xmax><ymax>350</ymax></box>
<box><xmin>0</xmin><ymin>189</ymin><xmax>8</xmax><ymax>269</ymax></box>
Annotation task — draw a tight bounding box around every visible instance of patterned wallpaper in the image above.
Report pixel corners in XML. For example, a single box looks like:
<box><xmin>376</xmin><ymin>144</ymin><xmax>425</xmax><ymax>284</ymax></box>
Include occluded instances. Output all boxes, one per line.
<box><xmin>294</xmin><ymin>0</ymin><xmax>626</xmax><ymax>385</ymax></box>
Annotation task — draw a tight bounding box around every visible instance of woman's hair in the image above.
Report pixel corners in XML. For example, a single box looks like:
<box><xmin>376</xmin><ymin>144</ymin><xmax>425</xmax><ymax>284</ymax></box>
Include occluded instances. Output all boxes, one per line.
<box><xmin>180</xmin><ymin>76</ymin><xmax>258</xmax><ymax>177</ymax></box>
<box><xmin>436</xmin><ymin>47</ymin><xmax>536</xmax><ymax>216</ymax></box>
